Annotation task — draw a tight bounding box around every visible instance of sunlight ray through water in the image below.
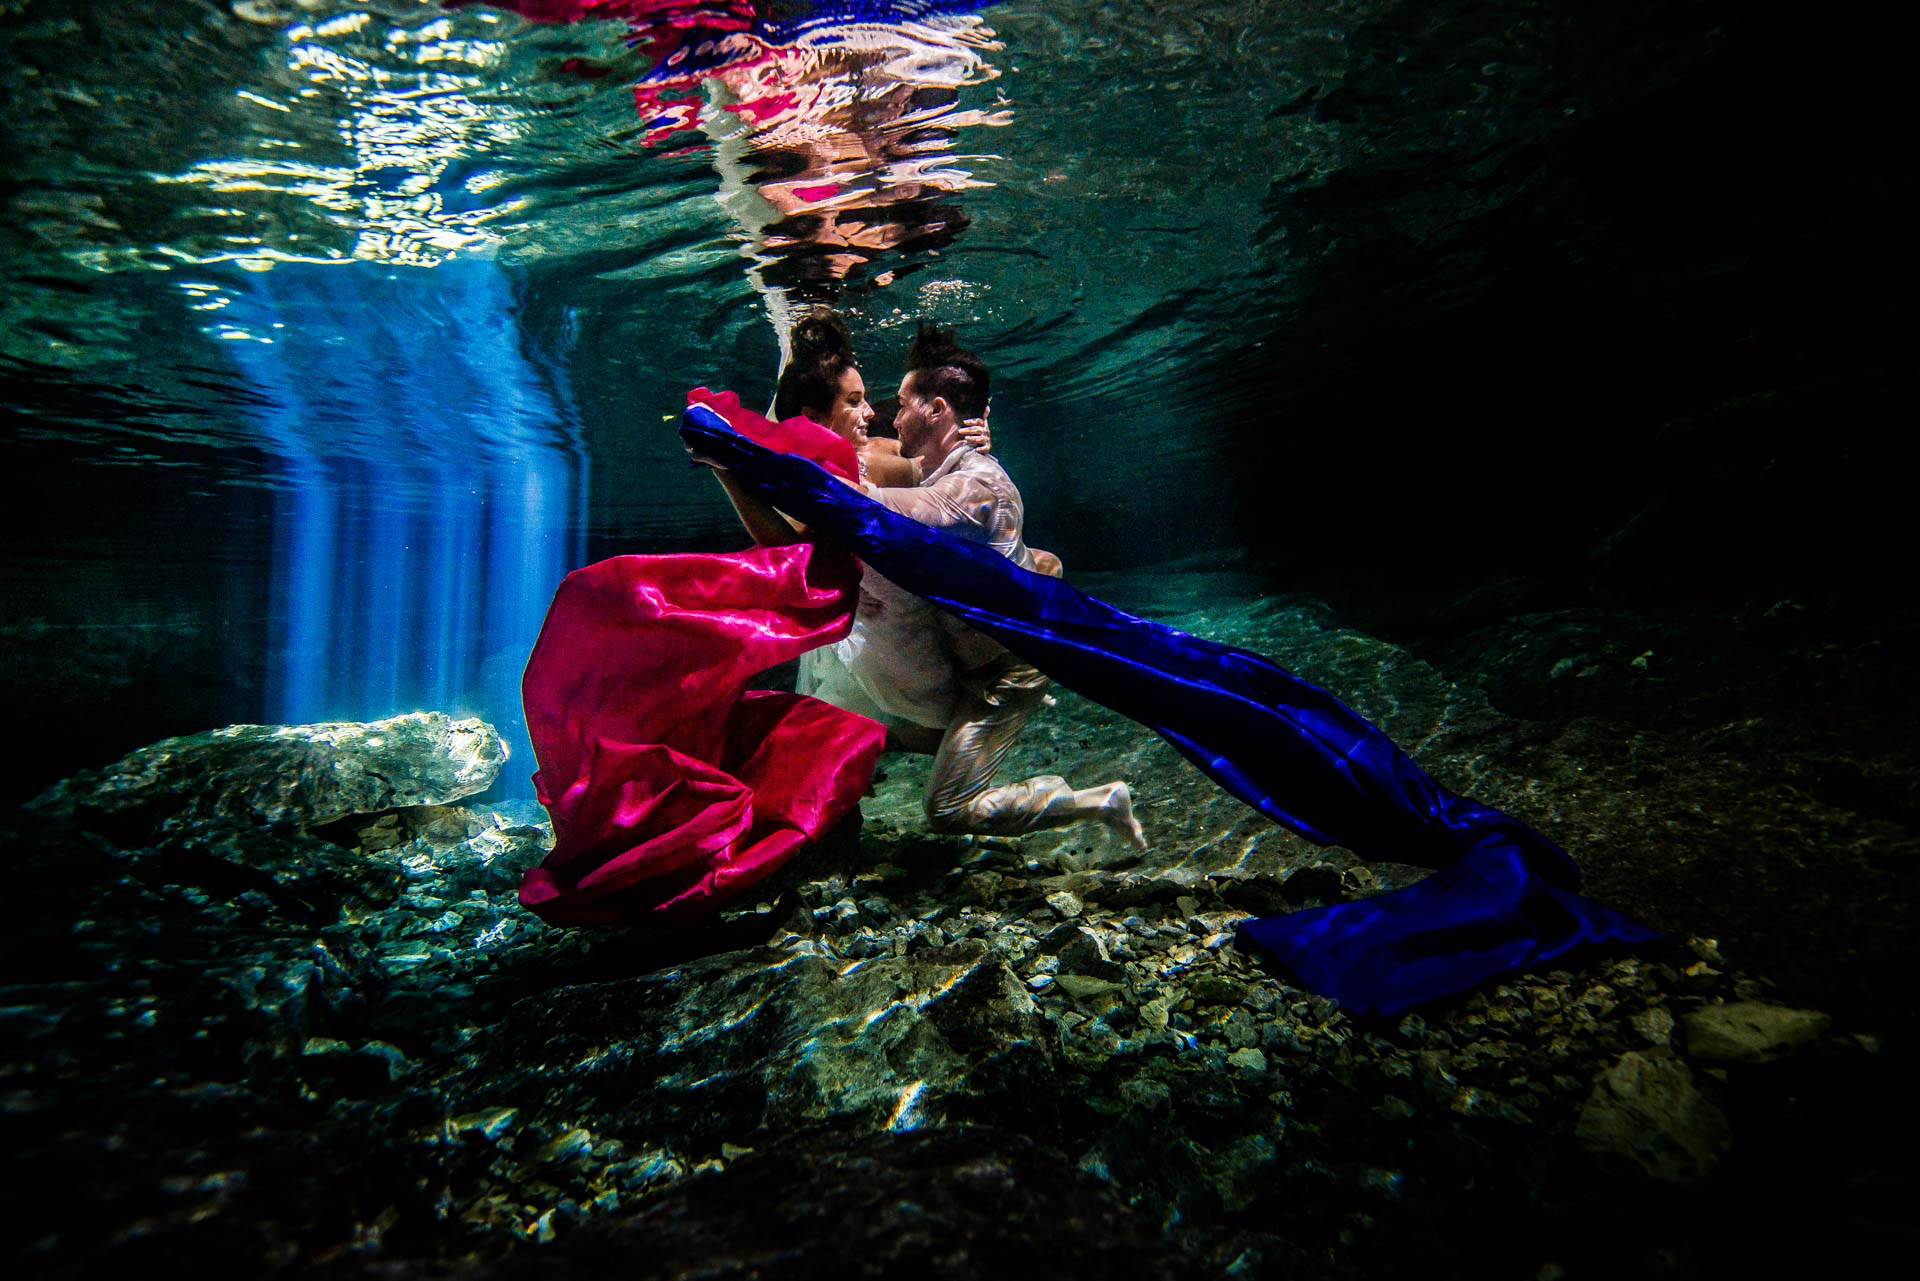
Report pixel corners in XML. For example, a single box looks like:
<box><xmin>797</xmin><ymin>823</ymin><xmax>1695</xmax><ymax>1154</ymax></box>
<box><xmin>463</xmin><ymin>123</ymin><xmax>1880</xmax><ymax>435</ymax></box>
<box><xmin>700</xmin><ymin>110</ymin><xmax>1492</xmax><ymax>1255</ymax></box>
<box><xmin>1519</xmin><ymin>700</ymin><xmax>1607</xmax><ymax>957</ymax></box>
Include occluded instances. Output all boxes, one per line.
<box><xmin>220</xmin><ymin>257</ymin><xmax>585</xmax><ymax>794</ymax></box>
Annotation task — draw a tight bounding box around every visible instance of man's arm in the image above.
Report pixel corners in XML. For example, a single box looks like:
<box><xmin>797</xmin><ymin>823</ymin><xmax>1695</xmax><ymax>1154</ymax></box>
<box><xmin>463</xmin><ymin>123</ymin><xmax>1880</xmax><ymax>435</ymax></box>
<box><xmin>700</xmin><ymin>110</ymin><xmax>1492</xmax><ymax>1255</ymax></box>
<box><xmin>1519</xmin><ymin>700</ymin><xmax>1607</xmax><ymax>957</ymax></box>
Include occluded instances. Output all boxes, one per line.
<box><xmin>868</xmin><ymin>469</ymin><xmax>999</xmax><ymax>539</ymax></box>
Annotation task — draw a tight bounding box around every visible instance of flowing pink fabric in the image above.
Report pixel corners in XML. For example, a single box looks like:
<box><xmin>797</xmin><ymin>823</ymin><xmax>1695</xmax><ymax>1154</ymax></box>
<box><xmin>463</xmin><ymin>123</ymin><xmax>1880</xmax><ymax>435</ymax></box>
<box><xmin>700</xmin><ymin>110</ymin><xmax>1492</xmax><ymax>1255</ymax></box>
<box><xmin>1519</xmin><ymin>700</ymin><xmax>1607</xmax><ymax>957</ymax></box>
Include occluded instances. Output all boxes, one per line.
<box><xmin>518</xmin><ymin>391</ymin><xmax>884</xmax><ymax>925</ymax></box>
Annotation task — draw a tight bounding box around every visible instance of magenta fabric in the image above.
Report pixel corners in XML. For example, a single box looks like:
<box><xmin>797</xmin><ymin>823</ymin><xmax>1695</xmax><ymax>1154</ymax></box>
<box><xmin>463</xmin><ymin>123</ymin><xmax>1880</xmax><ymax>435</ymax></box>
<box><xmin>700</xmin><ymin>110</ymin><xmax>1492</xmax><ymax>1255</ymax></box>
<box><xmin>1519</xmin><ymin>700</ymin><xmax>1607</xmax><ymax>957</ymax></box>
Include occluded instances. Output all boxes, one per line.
<box><xmin>517</xmin><ymin>393</ymin><xmax>881</xmax><ymax>924</ymax></box>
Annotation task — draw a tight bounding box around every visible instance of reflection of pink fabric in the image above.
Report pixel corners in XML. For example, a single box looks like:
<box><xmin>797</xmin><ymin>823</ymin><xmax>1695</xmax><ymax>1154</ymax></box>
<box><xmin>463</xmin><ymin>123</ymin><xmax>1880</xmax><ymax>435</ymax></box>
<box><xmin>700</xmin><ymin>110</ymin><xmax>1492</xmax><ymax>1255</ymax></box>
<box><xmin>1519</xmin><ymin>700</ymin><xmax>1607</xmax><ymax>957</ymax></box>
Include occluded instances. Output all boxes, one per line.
<box><xmin>792</xmin><ymin>182</ymin><xmax>843</xmax><ymax>203</ymax></box>
<box><xmin>518</xmin><ymin>391</ymin><xmax>880</xmax><ymax>925</ymax></box>
<box><xmin>456</xmin><ymin>1</ymin><xmax>813</xmax><ymax>147</ymax></box>
<box><xmin>727</xmin><ymin>91</ymin><xmax>801</xmax><ymax>125</ymax></box>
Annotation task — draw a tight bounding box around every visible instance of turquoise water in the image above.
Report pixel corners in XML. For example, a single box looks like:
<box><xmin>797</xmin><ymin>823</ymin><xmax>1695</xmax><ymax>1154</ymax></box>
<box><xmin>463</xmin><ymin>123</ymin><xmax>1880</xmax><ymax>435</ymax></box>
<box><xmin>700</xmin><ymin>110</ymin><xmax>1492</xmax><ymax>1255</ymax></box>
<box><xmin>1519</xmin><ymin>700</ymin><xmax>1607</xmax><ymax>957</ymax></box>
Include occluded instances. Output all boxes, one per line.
<box><xmin>4</xmin><ymin>0</ymin><xmax>1337</xmax><ymax>791</ymax></box>
<box><xmin>0</xmin><ymin>0</ymin><xmax>1899</xmax><ymax>793</ymax></box>
<box><xmin>2</xmin><ymin>5</ymin><xmax>1912</xmax><ymax>1276</ymax></box>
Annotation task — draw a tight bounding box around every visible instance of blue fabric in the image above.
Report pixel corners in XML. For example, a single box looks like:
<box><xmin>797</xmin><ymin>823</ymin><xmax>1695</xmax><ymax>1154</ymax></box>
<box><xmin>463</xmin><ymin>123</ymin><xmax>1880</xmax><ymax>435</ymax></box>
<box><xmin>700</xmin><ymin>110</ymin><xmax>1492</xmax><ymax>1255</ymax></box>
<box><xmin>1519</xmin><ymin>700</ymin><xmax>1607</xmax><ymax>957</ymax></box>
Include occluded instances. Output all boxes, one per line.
<box><xmin>682</xmin><ymin>406</ymin><xmax>1658</xmax><ymax>1016</ymax></box>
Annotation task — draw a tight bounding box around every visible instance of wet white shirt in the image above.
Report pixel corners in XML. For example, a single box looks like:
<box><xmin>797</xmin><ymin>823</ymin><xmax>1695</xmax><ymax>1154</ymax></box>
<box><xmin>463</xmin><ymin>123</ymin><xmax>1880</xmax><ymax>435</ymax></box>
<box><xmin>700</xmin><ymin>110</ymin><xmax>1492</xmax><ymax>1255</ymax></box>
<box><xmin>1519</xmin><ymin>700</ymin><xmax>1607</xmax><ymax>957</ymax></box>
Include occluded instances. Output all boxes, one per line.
<box><xmin>800</xmin><ymin>445</ymin><xmax>1035</xmax><ymax>729</ymax></box>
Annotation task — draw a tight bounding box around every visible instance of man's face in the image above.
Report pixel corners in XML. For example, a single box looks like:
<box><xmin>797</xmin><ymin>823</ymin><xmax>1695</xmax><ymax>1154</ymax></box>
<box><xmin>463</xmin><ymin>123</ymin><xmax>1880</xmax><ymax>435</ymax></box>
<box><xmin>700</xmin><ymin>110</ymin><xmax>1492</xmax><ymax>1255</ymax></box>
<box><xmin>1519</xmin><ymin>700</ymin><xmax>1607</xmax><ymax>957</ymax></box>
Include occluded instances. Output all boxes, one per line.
<box><xmin>893</xmin><ymin>372</ymin><xmax>936</xmax><ymax>457</ymax></box>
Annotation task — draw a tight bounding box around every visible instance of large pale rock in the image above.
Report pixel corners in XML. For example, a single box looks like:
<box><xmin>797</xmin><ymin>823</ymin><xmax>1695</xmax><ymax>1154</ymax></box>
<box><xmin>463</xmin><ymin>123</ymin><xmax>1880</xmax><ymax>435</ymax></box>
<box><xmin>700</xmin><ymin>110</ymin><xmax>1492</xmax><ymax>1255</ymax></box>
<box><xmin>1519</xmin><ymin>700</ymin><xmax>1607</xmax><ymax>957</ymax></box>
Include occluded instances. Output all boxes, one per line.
<box><xmin>1683</xmin><ymin>1001</ymin><xmax>1832</xmax><ymax>1064</ymax></box>
<box><xmin>32</xmin><ymin>712</ymin><xmax>505</xmax><ymax>831</ymax></box>
<box><xmin>1574</xmin><ymin>1050</ymin><xmax>1730</xmax><ymax>1184</ymax></box>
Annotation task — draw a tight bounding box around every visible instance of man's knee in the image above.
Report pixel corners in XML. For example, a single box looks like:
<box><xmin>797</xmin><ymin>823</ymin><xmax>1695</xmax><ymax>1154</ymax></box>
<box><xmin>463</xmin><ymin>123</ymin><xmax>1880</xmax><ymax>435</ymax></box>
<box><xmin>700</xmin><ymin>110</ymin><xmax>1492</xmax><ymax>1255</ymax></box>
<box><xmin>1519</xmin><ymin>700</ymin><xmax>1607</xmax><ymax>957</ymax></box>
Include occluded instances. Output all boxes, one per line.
<box><xmin>924</xmin><ymin>790</ymin><xmax>978</xmax><ymax>834</ymax></box>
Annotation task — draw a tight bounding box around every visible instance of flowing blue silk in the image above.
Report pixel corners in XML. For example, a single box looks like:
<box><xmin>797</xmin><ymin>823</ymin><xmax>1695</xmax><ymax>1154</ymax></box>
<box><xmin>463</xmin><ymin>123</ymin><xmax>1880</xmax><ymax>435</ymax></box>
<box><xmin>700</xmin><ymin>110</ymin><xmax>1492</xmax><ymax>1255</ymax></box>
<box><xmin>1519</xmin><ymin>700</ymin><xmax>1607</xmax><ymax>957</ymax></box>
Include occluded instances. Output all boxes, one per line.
<box><xmin>681</xmin><ymin>405</ymin><xmax>1657</xmax><ymax>1015</ymax></box>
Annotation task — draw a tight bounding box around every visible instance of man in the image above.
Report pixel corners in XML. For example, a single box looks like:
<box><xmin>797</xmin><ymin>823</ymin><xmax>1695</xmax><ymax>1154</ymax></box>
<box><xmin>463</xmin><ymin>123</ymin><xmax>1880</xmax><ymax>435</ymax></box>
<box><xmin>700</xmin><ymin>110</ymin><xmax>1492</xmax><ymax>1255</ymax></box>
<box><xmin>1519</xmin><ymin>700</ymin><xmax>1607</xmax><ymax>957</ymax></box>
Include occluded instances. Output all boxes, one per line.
<box><xmin>855</xmin><ymin>326</ymin><xmax>1144</xmax><ymax>845</ymax></box>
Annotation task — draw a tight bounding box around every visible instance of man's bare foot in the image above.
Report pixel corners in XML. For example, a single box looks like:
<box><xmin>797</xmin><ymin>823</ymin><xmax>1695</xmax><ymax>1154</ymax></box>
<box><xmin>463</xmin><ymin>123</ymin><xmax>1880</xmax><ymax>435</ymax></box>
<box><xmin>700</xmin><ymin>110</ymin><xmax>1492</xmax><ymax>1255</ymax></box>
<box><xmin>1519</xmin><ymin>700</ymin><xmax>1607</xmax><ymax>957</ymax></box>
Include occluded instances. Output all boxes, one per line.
<box><xmin>1091</xmin><ymin>781</ymin><xmax>1147</xmax><ymax>849</ymax></box>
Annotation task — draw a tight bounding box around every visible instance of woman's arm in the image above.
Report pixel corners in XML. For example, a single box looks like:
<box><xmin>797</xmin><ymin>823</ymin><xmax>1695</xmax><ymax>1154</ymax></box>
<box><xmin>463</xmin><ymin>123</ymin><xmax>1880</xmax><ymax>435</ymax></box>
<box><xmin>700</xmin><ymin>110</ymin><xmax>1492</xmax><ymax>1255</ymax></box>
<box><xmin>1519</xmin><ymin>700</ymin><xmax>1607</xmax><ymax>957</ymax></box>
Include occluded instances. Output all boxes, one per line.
<box><xmin>710</xmin><ymin>466</ymin><xmax>807</xmax><ymax>547</ymax></box>
<box><xmin>862</xmin><ymin>440</ymin><xmax>920</xmax><ymax>487</ymax></box>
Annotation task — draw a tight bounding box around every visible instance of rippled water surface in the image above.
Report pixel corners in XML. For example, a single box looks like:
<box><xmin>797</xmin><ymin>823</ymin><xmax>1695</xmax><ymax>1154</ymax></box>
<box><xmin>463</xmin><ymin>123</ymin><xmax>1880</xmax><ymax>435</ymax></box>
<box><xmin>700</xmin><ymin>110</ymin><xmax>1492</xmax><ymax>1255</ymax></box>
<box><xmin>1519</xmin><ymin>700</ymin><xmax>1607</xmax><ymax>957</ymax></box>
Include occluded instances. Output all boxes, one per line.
<box><xmin>4</xmin><ymin>0</ymin><xmax>1334</xmax><ymax>513</ymax></box>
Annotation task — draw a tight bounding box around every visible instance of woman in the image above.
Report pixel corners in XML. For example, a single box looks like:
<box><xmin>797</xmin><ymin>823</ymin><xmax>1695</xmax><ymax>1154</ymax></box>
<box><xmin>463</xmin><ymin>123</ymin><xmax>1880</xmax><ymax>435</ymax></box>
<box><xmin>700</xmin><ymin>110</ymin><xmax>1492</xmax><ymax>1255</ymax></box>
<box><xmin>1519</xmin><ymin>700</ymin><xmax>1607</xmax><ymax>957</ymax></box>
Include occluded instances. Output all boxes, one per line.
<box><xmin>707</xmin><ymin>311</ymin><xmax>989</xmax><ymax>746</ymax></box>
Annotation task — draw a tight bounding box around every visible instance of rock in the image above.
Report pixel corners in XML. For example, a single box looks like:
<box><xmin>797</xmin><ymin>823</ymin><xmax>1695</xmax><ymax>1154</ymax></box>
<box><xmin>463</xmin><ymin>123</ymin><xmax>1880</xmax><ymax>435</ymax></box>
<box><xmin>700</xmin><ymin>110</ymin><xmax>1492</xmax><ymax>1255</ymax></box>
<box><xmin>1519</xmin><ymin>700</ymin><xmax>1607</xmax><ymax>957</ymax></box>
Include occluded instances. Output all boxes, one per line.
<box><xmin>1682</xmin><ymin>1001</ymin><xmax>1832</xmax><ymax>1064</ymax></box>
<box><xmin>1057</xmin><ymin>928</ymin><xmax>1125</xmax><ymax>981</ymax></box>
<box><xmin>1227</xmin><ymin>1047</ymin><xmax>1268</xmax><ymax>1073</ymax></box>
<box><xmin>1630</xmin><ymin>1007</ymin><xmax>1676</xmax><ymax>1046</ymax></box>
<box><xmin>1280</xmin><ymin>862</ymin><xmax>1349</xmax><ymax>902</ymax></box>
<box><xmin>1374</xmin><ymin>1095</ymin><xmax>1417</xmax><ymax>1122</ymax></box>
<box><xmin>1045</xmin><ymin>890</ymin><xmax>1084</xmax><ymax>919</ymax></box>
<box><xmin>1088</xmin><ymin>874</ymin><xmax>1196</xmax><ymax>911</ymax></box>
<box><xmin>536</xmin><ymin>1128</ymin><xmax>594</xmax><ymax>1164</ymax></box>
<box><xmin>1189</xmin><ymin>975</ymin><xmax>1248</xmax><ymax>1007</ymax></box>
<box><xmin>958</xmin><ymin>872</ymin><xmax>1005</xmax><ymax>906</ymax></box>
<box><xmin>1118</xmin><ymin>1078</ymin><xmax>1173</xmax><ymax>1112</ymax></box>
<box><xmin>1574</xmin><ymin>1051</ymin><xmax>1730</xmax><ymax>1184</ymax></box>
<box><xmin>1685</xmin><ymin>936</ymin><xmax>1726</xmax><ymax>966</ymax></box>
<box><xmin>1053</xmin><ymin>974</ymin><xmax>1123</xmax><ymax>1001</ymax></box>
<box><xmin>1210</xmin><ymin>873</ymin><xmax>1292</xmax><ymax>917</ymax></box>
<box><xmin>451</xmin><ymin>1107</ymin><xmax>521</xmax><ymax>1140</ymax></box>
<box><xmin>368</xmin><ymin>804</ymin><xmax>491</xmax><ymax>850</ymax></box>
<box><xmin>32</xmin><ymin>712</ymin><xmax>505</xmax><ymax>832</ymax></box>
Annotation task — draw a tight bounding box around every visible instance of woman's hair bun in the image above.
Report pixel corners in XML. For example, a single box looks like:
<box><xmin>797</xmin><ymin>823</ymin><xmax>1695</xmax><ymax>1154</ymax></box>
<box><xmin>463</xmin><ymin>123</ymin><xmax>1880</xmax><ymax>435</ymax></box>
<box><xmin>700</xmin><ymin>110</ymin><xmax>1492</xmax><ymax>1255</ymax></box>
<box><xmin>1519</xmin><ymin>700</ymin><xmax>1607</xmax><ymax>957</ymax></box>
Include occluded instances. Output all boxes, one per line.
<box><xmin>790</xmin><ymin>310</ymin><xmax>854</xmax><ymax>365</ymax></box>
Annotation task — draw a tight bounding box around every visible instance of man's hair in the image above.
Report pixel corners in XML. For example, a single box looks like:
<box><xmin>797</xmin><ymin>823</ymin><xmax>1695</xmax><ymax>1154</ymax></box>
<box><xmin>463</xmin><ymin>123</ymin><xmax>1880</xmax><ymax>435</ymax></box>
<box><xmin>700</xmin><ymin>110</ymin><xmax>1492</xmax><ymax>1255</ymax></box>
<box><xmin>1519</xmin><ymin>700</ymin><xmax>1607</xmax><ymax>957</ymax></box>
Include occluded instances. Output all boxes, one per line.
<box><xmin>774</xmin><ymin>311</ymin><xmax>855</xmax><ymax>420</ymax></box>
<box><xmin>904</xmin><ymin>322</ymin><xmax>990</xmax><ymax>420</ymax></box>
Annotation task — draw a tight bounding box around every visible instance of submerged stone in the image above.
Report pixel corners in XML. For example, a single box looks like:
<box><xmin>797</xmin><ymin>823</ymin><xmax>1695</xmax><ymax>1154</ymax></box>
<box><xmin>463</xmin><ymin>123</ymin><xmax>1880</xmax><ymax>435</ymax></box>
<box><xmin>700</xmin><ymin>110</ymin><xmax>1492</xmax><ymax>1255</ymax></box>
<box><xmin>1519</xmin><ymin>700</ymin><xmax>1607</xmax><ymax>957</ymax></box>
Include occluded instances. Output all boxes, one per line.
<box><xmin>1574</xmin><ymin>1051</ymin><xmax>1730</xmax><ymax>1184</ymax></box>
<box><xmin>1682</xmin><ymin>1001</ymin><xmax>1832</xmax><ymax>1064</ymax></box>
<box><xmin>450</xmin><ymin>1107</ymin><xmax>521</xmax><ymax>1140</ymax></box>
<box><xmin>32</xmin><ymin>712</ymin><xmax>505</xmax><ymax>832</ymax></box>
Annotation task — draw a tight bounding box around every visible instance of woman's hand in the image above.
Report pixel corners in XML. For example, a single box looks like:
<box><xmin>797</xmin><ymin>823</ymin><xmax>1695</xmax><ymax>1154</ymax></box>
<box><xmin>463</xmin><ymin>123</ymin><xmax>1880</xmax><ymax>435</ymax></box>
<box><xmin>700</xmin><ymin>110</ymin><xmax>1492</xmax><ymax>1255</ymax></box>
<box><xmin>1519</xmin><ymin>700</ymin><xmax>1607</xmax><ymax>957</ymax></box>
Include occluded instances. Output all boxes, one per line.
<box><xmin>958</xmin><ymin>403</ymin><xmax>992</xmax><ymax>453</ymax></box>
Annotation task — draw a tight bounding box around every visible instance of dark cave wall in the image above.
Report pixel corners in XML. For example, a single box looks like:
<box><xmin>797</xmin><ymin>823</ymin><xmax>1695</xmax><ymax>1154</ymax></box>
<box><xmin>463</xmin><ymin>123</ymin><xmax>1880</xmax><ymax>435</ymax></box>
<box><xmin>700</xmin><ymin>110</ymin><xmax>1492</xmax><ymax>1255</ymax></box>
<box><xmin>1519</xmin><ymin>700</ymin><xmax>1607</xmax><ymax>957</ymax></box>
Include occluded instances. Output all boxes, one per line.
<box><xmin>1198</xmin><ymin>0</ymin><xmax>1900</xmax><ymax>608</ymax></box>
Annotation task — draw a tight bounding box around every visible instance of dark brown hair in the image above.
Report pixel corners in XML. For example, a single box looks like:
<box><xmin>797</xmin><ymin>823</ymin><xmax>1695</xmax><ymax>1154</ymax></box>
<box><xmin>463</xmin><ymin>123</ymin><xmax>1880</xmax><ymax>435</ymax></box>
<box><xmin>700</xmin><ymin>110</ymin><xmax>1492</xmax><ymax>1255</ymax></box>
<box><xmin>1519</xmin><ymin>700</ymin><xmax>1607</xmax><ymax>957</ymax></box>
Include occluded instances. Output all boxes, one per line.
<box><xmin>904</xmin><ymin>322</ymin><xmax>989</xmax><ymax>419</ymax></box>
<box><xmin>774</xmin><ymin>311</ymin><xmax>855</xmax><ymax>420</ymax></box>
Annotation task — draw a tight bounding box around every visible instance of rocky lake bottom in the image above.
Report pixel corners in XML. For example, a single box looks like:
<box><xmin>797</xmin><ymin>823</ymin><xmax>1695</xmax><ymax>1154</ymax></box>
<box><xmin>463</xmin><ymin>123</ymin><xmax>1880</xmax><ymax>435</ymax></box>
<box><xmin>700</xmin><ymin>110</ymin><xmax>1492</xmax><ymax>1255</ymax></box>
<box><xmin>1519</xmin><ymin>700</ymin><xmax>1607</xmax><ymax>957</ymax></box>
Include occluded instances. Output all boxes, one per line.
<box><xmin>4</xmin><ymin>586</ymin><xmax>1911</xmax><ymax>1278</ymax></box>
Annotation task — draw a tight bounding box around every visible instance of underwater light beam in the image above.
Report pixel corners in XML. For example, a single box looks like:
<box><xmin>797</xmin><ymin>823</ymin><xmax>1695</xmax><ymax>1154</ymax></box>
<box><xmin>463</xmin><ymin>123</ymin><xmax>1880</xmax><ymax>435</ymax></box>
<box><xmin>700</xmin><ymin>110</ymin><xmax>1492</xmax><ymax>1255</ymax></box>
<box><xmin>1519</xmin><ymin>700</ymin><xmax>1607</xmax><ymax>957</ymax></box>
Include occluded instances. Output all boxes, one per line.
<box><xmin>222</xmin><ymin>258</ymin><xmax>585</xmax><ymax>797</ymax></box>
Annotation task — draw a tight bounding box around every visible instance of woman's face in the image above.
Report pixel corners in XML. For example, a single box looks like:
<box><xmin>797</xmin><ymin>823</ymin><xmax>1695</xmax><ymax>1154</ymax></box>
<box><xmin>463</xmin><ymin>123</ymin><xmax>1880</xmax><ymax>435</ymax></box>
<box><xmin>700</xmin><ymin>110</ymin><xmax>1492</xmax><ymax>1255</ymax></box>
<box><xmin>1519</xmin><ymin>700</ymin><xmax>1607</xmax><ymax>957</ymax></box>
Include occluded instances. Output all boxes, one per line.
<box><xmin>823</xmin><ymin>365</ymin><xmax>873</xmax><ymax>445</ymax></box>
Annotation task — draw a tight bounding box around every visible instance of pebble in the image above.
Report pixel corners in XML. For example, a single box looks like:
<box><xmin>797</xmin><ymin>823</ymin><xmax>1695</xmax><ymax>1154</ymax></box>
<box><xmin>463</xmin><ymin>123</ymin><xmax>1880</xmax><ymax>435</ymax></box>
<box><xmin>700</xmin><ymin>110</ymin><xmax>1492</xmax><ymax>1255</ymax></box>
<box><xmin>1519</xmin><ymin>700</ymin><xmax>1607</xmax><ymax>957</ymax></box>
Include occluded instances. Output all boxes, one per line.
<box><xmin>1629</xmin><ymin>1007</ymin><xmax>1675</xmax><ymax>1046</ymax></box>
<box><xmin>449</xmin><ymin>1106</ymin><xmax>520</xmax><ymax>1140</ymax></box>
<box><xmin>1118</xmin><ymin>1078</ymin><xmax>1173</xmax><ymax>1111</ymax></box>
<box><xmin>1190</xmin><ymin>975</ymin><xmax>1248</xmax><ymax>1006</ymax></box>
<box><xmin>535</xmin><ymin>1127</ymin><xmax>593</xmax><ymax>1164</ymax></box>
<box><xmin>1045</xmin><ymin>891</ymin><xmax>1084</xmax><ymax>919</ymax></box>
